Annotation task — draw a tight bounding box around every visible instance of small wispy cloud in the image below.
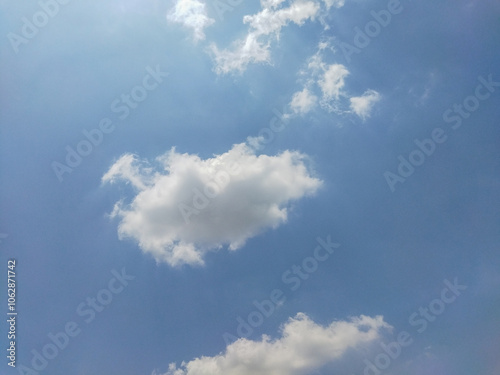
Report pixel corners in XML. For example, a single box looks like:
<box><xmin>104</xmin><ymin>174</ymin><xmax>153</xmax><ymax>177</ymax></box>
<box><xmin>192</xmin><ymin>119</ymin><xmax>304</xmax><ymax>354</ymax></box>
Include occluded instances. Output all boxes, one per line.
<box><xmin>290</xmin><ymin>87</ymin><xmax>318</xmax><ymax>114</ymax></box>
<box><xmin>209</xmin><ymin>0</ymin><xmax>321</xmax><ymax>74</ymax></box>
<box><xmin>167</xmin><ymin>0</ymin><xmax>215</xmax><ymax>42</ymax></box>
<box><xmin>350</xmin><ymin>89</ymin><xmax>381</xmax><ymax>120</ymax></box>
<box><xmin>287</xmin><ymin>41</ymin><xmax>381</xmax><ymax>119</ymax></box>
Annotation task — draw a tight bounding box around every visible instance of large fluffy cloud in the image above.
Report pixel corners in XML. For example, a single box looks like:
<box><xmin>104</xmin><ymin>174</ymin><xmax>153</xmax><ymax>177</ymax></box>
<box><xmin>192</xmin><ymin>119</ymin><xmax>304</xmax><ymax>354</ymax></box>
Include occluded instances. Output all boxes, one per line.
<box><xmin>167</xmin><ymin>0</ymin><xmax>215</xmax><ymax>42</ymax></box>
<box><xmin>102</xmin><ymin>143</ymin><xmax>322</xmax><ymax>266</ymax></box>
<box><xmin>159</xmin><ymin>313</ymin><xmax>391</xmax><ymax>375</ymax></box>
<box><xmin>209</xmin><ymin>0</ymin><xmax>321</xmax><ymax>74</ymax></box>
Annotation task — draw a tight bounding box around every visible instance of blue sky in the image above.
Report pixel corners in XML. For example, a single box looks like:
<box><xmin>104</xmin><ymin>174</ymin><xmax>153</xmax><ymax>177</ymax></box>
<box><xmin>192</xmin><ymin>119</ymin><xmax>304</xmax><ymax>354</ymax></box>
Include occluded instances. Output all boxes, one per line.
<box><xmin>1</xmin><ymin>0</ymin><xmax>499</xmax><ymax>374</ymax></box>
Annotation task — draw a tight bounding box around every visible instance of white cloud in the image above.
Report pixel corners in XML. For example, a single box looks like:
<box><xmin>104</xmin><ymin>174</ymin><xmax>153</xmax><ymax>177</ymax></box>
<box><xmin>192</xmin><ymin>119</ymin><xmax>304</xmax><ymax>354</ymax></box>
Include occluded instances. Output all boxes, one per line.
<box><xmin>160</xmin><ymin>313</ymin><xmax>391</xmax><ymax>375</ymax></box>
<box><xmin>349</xmin><ymin>89</ymin><xmax>381</xmax><ymax>120</ymax></box>
<box><xmin>261</xmin><ymin>0</ymin><xmax>287</xmax><ymax>9</ymax></box>
<box><xmin>289</xmin><ymin>87</ymin><xmax>318</xmax><ymax>114</ymax></box>
<box><xmin>102</xmin><ymin>153</ymin><xmax>153</xmax><ymax>191</ymax></box>
<box><xmin>167</xmin><ymin>0</ymin><xmax>215</xmax><ymax>42</ymax></box>
<box><xmin>289</xmin><ymin>52</ymin><xmax>350</xmax><ymax>115</ymax></box>
<box><xmin>285</xmin><ymin>44</ymin><xmax>351</xmax><ymax>115</ymax></box>
<box><xmin>243</xmin><ymin>0</ymin><xmax>320</xmax><ymax>35</ymax></box>
<box><xmin>102</xmin><ymin>143</ymin><xmax>322</xmax><ymax>267</ymax></box>
<box><xmin>285</xmin><ymin>43</ymin><xmax>381</xmax><ymax>118</ymax></box>
<box><xmin>210</xmin><ymin>0</ymin><xmax>320</xmax><ymax>74</ymax></box>
<box><xmin>323</xmin><ymin>0</ymin><xmax>345</xmax><ymax>10</ymax></box>
<box><xmin>318</xmin><ymin>63</ymin><xmax>349</xmax><ymax>101</ymax></box>
<box><xmin>210</xmin><ymin>35</ymin><xmax>272</xmax><ymax>75</ymax></box>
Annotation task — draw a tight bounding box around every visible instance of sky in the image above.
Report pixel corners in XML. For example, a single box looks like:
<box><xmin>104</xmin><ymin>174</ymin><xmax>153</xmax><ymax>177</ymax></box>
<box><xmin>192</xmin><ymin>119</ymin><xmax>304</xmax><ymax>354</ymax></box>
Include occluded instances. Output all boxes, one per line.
<box><xmin>1</xmin><ymin>0</ymin><xmax>499</xmax><ymax>374</ymax></box>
